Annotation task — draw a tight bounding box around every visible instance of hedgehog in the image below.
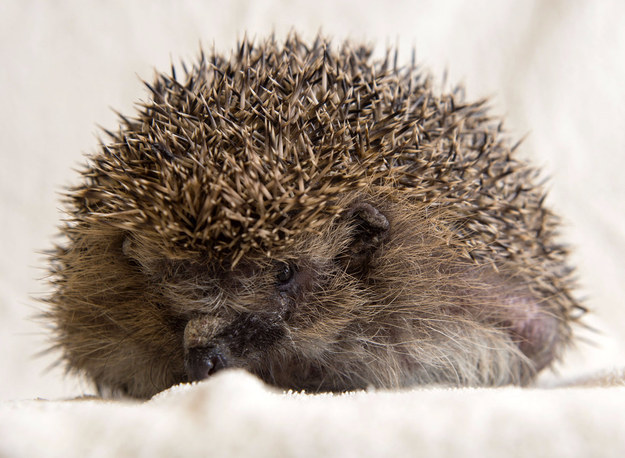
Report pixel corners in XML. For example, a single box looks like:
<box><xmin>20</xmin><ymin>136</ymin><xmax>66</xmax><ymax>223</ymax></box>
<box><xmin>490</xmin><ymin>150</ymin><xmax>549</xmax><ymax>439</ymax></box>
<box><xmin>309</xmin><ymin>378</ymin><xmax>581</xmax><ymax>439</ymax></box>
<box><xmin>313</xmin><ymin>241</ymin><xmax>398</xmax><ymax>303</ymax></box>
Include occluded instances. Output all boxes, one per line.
<box><xmin>45</xmin><ymin>34</ymin><xmax>584</xmax><ymax>399</ymax></box>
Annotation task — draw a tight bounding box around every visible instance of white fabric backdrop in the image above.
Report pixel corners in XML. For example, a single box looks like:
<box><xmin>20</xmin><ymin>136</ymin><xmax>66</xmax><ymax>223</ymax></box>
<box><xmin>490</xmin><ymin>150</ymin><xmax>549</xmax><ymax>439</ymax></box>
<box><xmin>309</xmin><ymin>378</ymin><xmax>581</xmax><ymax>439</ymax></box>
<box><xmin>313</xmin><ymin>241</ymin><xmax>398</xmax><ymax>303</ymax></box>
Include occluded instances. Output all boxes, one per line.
<box><xmin>0</xmin><ymin>1</ymin><xmax>624</xmax><ymax>454</ymax></box>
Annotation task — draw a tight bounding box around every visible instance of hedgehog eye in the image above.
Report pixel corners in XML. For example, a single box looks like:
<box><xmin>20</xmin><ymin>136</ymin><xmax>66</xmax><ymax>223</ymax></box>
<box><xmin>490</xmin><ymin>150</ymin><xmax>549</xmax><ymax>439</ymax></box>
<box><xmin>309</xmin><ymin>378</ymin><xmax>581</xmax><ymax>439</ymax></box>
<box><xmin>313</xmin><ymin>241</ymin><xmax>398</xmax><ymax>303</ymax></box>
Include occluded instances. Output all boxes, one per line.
<box><xmin>276</xmin><ymin>262</ymin><xmax>295</xmax><ymax>285</ymax></box>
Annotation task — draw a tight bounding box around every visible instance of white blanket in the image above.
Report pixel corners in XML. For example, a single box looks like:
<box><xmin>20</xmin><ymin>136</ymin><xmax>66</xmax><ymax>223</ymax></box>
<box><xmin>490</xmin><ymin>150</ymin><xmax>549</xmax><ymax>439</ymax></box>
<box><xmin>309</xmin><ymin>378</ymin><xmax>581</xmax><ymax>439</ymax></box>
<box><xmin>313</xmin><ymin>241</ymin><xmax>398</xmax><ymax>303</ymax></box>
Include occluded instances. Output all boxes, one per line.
<box><xmin>2</xmin><ymin>369</ymin><xmax>625</xmax><ymax>457</ymax></box>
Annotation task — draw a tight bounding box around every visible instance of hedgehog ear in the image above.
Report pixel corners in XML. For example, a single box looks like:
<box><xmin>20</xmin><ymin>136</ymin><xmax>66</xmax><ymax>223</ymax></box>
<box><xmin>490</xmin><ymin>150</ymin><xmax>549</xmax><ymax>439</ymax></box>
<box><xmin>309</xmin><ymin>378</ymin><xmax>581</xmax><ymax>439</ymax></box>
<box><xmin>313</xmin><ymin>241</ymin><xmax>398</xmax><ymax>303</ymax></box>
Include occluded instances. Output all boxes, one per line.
<box><xmin>121</xmin><ymin>234</ymin><xmax>143</xmax><ymax>268</ymax></box>
<box><xmin>339</xmin><ymin>202</ymin><xmax>389</xmax><ymax>274</ymax></box>
<box><xmin>122</xmin><ymin>235</ymin><xmax>133</xmax><ymax>257</ymax></box>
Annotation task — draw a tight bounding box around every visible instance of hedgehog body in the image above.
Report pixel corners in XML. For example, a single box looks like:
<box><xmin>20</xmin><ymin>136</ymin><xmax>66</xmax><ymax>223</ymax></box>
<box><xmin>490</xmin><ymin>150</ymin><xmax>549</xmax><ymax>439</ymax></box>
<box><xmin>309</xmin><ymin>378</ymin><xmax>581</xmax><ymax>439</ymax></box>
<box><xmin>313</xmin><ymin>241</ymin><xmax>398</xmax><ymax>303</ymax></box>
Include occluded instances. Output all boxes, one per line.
<box><xmin>47</xmin><ymin>35</ymin><xmax>582</xmax><ymax>398</ymax></box>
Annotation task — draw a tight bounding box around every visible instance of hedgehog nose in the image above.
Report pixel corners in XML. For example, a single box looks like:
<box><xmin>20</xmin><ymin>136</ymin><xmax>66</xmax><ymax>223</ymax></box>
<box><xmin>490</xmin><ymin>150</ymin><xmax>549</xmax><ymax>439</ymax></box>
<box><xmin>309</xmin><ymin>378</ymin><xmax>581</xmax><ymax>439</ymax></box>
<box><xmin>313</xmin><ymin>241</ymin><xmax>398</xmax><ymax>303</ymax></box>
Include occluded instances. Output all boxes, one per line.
<box><xmin>185</xmin><ymin>346</ymin><xmax>228</xmax><ymax>382</ymax></box>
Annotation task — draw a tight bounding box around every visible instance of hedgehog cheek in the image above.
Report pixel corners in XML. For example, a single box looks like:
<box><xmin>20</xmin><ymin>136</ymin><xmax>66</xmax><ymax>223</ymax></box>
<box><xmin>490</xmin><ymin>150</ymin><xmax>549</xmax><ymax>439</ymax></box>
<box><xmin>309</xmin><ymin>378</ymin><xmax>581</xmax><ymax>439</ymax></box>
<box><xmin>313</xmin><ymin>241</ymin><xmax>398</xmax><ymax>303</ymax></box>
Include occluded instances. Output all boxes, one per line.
<box><xmin>338</xmin><ymin>202</ymin><xmax>390</xmax><ymax>274</ymax></box>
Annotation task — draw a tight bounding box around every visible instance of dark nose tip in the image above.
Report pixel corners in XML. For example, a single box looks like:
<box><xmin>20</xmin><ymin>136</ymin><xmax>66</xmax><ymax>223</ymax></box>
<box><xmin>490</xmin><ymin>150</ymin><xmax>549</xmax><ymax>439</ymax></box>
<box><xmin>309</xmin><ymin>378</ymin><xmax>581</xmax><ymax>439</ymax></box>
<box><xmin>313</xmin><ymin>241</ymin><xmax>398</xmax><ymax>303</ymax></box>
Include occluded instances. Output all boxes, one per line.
<box><xmin>185</xmin><ymin>346</ymin><xmax>228</xmax><ymax>382</ymax></box>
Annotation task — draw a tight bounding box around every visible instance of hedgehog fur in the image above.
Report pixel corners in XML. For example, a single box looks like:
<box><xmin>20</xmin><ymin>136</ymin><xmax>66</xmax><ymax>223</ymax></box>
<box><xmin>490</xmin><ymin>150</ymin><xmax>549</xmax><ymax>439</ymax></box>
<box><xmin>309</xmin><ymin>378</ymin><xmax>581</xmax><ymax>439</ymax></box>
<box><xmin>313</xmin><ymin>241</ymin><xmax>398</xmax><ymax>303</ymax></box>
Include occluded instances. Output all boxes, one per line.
<box><xmin>46</xmin><ymin>34</ymin><xmax>584</xmax><ymax>399</ymax></box>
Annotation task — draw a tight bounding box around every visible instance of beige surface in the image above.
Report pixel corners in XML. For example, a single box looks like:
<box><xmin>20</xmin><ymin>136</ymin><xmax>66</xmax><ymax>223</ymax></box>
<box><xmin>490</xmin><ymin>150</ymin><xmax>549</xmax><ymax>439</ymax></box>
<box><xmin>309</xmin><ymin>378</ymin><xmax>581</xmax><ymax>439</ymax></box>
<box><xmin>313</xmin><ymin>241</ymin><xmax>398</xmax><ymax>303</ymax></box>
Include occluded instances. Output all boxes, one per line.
<box><xmin>1</xmin><ymin>369</ymin><xmax>625</xmax><ymax>458</ymax></box>
<box><xmin>0</xmin><ymin>0</ymin><xmax>624</xmax><ymax>454</ymax></box>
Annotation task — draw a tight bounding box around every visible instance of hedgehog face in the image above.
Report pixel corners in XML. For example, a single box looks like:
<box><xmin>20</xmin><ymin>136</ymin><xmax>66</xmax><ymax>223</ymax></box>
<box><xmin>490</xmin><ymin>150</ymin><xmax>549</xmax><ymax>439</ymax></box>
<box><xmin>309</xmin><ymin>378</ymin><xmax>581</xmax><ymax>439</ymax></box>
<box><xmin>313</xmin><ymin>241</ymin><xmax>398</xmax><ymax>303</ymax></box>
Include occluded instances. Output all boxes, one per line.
<box><xmin>117</xmin><ymin>197</ymin><xmax>396</xmax><ymax>393</ymax></box>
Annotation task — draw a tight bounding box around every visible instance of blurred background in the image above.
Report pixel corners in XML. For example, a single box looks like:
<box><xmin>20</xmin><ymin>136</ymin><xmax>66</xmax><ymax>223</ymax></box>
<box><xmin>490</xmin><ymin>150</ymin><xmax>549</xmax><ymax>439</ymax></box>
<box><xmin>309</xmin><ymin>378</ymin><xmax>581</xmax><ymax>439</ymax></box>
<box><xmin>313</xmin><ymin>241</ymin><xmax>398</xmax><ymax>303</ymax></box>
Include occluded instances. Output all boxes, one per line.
<box><xmin>1</xmin><ymin>0</ymin><xmax>623</xmax><ymax>400</ymax></box>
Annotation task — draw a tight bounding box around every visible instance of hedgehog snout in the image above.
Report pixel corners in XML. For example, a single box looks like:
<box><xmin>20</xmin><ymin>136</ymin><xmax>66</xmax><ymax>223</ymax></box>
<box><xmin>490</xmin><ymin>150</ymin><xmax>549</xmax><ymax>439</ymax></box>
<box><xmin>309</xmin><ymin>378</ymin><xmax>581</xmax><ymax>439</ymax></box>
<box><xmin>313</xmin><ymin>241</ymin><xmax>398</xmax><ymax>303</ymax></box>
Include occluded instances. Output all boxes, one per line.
<box><xmin>182</xmin><ymin>309</ymin><xmax>286</xmax><ymax>382</ymax></box>
<box><xmin>185</xmin><ymin>345</ymin><xmax>228</xmax><ymax>382</ymax></box>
